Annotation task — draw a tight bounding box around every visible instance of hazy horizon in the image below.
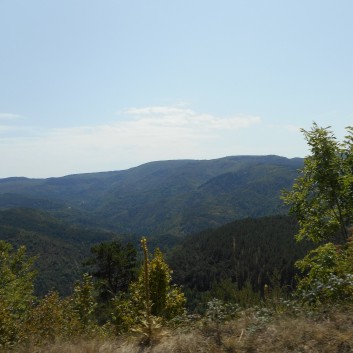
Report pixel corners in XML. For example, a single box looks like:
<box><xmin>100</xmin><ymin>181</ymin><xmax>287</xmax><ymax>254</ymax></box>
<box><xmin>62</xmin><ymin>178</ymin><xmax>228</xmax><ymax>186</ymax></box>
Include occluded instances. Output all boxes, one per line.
<box><xmin>1</xmin><ymin>1</ymin><xmax>352</xmax><ymax>177</ymax></box>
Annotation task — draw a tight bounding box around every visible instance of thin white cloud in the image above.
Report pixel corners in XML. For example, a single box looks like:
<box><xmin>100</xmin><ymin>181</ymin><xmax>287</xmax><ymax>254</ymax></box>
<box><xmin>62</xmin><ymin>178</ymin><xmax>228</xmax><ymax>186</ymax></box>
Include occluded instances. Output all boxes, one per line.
<box><xmin>121</xmin><ymin>106</ymin><xmax>195</xmax><ymax>116</ymax></box>
<box><xmin>0</xmin><ymin>113</ymin><xmax>22</xmax><ymax>120</ymax></box>
<box><xmin>0</xmin><ymin>106</ymin><xmax>262</xmax><ymax>177</ymax></box>
<box><xmin>0</xmin><ymin>113</ymin><xmax>24</xmax><ymax>135</ymax></box>
<box><xmin>121</xmin><ymin>106</ymin><xmax>261</xmax><ymax>130</ymax></box>
<box><xmin>284</xmin><ymin>124</ymin><xmax>301</xmax><ymax>133</ymax></box>
<box><xmin>0</xmin><ymin>126</ymin><xmax>14</xmax><ymax>133</ymax></box>
<box><xmin>267</xmin><ymin>123</ymin><xmax>302</xmax><ymax>133</ymax></box>
<box><xmin>0</xmin><ymin>112</ymin><xmax>22</xmax><ymax>137</ymax></box>
<box><xmin>48</xmin><ymin>106</ymin><xmax>261</xmax><ymax>149</ymax></box>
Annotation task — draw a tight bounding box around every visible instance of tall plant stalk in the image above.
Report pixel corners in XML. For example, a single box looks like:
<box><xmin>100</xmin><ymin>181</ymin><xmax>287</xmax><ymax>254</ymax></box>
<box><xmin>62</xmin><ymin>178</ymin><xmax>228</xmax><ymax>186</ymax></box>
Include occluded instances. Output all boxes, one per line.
<box><xmin>141</xmin><ymin>237</ymin><xmax>152</xmax><ymax>344</ymax></box>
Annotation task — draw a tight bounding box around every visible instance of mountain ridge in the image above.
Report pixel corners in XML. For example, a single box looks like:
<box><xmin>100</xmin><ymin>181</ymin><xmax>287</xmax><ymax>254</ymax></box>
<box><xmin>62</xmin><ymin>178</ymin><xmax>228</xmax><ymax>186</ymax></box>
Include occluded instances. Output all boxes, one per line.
<box><xmin>0</xmin><ymin>155</ymin><xmax>303</xmax><ymax>236</ymax></box>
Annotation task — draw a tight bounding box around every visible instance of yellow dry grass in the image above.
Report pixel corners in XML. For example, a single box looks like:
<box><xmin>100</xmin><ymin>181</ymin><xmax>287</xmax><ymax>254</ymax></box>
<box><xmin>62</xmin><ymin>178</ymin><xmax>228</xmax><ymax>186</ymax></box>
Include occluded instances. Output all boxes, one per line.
<box><xmin>14</xmin><ymin>306</ymin><xmax>353</xmax><ymax>353</ymax></box>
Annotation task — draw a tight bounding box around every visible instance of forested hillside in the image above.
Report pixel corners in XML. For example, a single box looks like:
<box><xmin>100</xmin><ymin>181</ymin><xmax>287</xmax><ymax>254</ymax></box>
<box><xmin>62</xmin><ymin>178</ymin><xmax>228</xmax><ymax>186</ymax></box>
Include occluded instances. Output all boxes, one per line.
<box><xmin>169</xmin><ymin>215</ymin><xmax>313</xmax><ymax>308</ymax></box>
<box><xmin>0</xmin><ymin>207</ymin><xmax>183</xmax><ymax>296</ymax></box>
<box><xmin>0</xmin><ymin>155</ymin><xmax>302</xmax><ymax>236</ymax></box>
<box><xmin>0</xmin><ymin>208</ymin><xmax>117</xmax><ymax>295</ymax></box>
<box><xmin>0</xmin><ymin>209</ymin><xmax>311</xmax><ymax>300</ymax></box>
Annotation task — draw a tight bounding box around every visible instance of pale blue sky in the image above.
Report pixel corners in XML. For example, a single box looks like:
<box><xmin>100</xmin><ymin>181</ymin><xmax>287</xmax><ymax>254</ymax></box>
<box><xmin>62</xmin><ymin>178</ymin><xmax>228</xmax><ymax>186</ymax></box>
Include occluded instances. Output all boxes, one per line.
<box><xmin>1</xmin><ymin>0</ymin><xmax>352</xmax><ymax>177</ymax></box>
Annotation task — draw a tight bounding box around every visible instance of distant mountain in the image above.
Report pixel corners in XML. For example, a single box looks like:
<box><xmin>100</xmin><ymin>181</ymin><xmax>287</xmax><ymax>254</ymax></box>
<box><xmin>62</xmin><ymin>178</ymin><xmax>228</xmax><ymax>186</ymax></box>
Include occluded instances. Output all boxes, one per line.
<box><xmin>0</xmin><ymin>155</ymin><xmax>303</xmax><ymax>236</ymax></box>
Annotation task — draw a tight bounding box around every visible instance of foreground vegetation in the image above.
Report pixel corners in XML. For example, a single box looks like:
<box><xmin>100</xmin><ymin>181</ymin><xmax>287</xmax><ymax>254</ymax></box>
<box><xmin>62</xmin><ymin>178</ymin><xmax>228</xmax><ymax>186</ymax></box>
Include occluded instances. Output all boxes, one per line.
<box><xmin>13</xmin><ymin>303</ymin><xmax>353</xmax><ymax>353</ymax></box>
<box><xmin>4</xmin><ymin>238</ymin><xmax>353</xmax><ymax>353</ymax></box>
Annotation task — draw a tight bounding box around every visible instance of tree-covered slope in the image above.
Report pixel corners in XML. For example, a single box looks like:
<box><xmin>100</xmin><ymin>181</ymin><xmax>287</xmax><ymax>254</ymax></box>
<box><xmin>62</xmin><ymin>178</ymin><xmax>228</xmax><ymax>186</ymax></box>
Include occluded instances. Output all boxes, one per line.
<box><xmin>0</xmin><ymin>208</ymin><xmax>118</xmax><ymax>296</ymax></box>
<box><xmin>169</xmin><ymin>215</ymin><xmax>313</xmax><ymax>301</ymax></box>
<box><xmin>0</xmin><ymin>155</ymin><xmax>303</xmax><ymax>236</ymax></box>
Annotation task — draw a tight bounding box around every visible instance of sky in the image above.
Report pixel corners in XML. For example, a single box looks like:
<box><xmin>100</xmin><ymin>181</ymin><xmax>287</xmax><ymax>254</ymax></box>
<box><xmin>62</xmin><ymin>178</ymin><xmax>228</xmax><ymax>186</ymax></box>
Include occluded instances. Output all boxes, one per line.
<box><xmin>1</xmin><ymin>0</ymin><xmax>353</xmax><ymax>178</ymax></box>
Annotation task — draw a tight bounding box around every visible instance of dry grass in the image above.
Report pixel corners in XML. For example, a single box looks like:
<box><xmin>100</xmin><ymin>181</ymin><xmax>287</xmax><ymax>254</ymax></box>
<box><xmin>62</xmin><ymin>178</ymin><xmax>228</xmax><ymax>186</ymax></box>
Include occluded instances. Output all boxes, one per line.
<box><xmin>13</xmin><ymin>306</ymin><xmax>353</xmax><ymax>353</ymax></box>
<box><xmin>15</xmin><ymin>337</ymin><xmax>123</xmax><ymax>353</ymax></box>
<box><xmin>222</xmin><ymin>307</ymin><xmax>353</xmax><ymax>353</ymax></box>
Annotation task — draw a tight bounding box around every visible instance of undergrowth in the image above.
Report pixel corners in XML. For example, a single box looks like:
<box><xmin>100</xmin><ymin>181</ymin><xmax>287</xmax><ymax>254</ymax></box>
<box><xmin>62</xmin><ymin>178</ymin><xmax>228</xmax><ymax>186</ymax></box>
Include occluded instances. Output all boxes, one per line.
<box><xmin>13</xmin><ymin>303</ymin><xmax>353</xmax><ymax>353</ymax></box>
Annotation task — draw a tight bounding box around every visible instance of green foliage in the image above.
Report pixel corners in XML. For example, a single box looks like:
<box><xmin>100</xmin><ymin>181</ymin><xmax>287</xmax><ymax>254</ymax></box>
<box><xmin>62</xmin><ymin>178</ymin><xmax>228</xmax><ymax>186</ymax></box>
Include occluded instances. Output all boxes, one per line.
<box><xmin>131</xmin><ymin>242</ymin><xmax>186</xmax><ymax>320</ymax></box>
<box><xmin>137</xmin><ymin>237</ymin><xmax>154</xmax><ymax>344</ymax></box>
<box><xmin>282</xmin><ymin>123</ymin><xmax>353</xmax><ymax>306</ymax></box>
<box><xmin>0</xmin><ymin>242</ymin><xmax>102</xmax><ymax>349</ymax></box>
<box><xmin>282</xmin><ymin>123</ymin><xmax>353</xmax><ymax>242</ymax></box>
<box><xmin>205</xmin><ymin>298</ymin><xmax>239</xmax><ymax>323</ymax></box>
<box><xmin>295</xmin><ymin>242</ymin><xmax>353</xmax><ymax>305</ymax></box>
<box><xmin>71</xmin><ymin>273</ymin><xmax>98</xmax><ymax>332</ymax></box>
<box><xmin>203</xmin><ymin>298</ymin><xmax>240</xmax><ymax>346</ymax></box>
<box><xmin>24</xmin><ymin>274</ymin><xmax>102</xmax><ymax>345</ymax></box>
<box><xmin>169</xmin><ymin>215</ymin><xmax>311</xmax><ymax>309</ymax></box>
<box><xmin>211</xmin><ymin>279</ymin><xmax>265</xmax><ymax>308</ymax></box>
<box><xmin>0</xmin><ymin>208</ymin><xmax>118</xmax><ymax>296</ymax></box>
<box><xmin>110</xmin><ymin>293</ymin><xmax>136</xmax><ymax>334</ymax></box>
<box><xmin>0</xmin><ymin>241</ymin><xmax>36</xmax><ymax>348</ymax></box>
<box><xmin>112</xmin><ymin>238</ymin><xmax>186</xmax><ymax>337</ymax></box>
<box><xmin>87</xmin><ymin>241</ymin><xmax>137</xmax><ymax>301</ymax></box>
<box><xmin>24</xmin><ymin>291</ymin><xmax>77</xmax><ymax>343</ymax></box>
<box><xmin>147</xmin><ymin>247</ymin><xmax>186</xmax><ymax>319</ymax></box>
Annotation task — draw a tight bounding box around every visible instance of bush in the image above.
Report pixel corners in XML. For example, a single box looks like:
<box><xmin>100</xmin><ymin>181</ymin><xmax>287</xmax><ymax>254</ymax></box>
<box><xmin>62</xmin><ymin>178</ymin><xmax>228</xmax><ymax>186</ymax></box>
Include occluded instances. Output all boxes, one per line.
<box><xmin>296</xmin><ymin>242</ymin><xmax>353</xmax><ymax>305</ymax></box>
<box><xmin>0</xmin><ymin>241</ymin><xmax>36</xmax><ymax>348</ymax></box>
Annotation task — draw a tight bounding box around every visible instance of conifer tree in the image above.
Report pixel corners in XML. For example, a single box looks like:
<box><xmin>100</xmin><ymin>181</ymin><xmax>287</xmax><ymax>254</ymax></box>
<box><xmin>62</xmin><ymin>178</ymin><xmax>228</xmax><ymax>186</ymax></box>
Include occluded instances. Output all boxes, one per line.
<box><xmin>86</xmin><ymin>241</ymin><xmax>137</xmax><ymax>301</ymax></box>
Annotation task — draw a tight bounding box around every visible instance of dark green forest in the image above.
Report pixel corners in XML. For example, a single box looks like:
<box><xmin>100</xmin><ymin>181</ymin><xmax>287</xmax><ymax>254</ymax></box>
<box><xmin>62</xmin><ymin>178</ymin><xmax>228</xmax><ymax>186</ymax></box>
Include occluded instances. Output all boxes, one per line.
<box><xmin>0</xmin><ymin>208</ymin><xmax>116</xmax><ymax>295</ymax></box>
<box><xmin>0</xmin><ymin>209</ymin><xmax>309</xmax><ymax>301</ymax></box>
<box><xmin>169</xmin><ymin>215</ymin><xmax>313</xmax><ymax>309</ymax></box>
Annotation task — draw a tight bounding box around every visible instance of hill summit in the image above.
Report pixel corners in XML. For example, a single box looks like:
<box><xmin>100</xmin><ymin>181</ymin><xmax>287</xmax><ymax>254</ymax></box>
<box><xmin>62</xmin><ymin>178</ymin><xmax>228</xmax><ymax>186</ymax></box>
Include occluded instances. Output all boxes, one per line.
<box><xmin>0</xmin><ymin>155</ymin><xmax>303</xmax><ymax>236</ymax></box>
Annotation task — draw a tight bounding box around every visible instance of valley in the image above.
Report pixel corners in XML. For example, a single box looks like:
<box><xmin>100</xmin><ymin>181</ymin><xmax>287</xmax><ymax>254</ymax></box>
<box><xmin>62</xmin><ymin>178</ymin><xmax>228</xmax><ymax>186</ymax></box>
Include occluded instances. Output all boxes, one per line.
<box><xmin>0</xmin><ymin>155</ymin><xmax>304</xmax><ymax>297</ymax></box>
